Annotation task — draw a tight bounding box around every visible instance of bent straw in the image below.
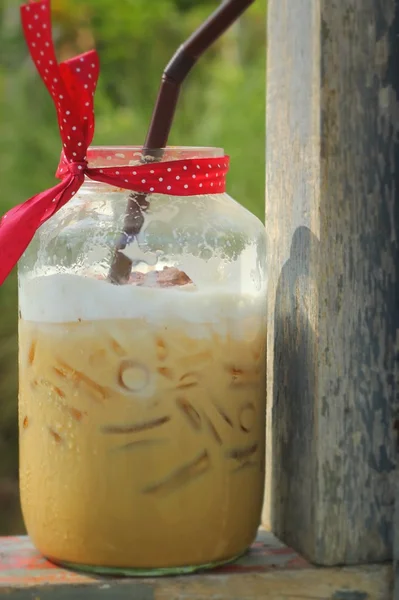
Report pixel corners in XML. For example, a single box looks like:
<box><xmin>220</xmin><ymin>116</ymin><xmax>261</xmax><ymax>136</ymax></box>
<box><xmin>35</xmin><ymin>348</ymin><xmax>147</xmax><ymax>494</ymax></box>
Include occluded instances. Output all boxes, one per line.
<box><xmin>108</xmin><ymin>0</ymin><xmax>255</xmax><ymax>284</ymax></box>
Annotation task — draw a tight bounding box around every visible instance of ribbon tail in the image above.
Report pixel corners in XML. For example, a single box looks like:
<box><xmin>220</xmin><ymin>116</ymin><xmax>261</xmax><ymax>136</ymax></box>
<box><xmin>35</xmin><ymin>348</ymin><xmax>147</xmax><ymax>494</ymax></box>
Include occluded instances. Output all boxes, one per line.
<box><xmin>0</xmin><ymin>178</ymin><xmax>73</xmax><ymax>285</ymax></box>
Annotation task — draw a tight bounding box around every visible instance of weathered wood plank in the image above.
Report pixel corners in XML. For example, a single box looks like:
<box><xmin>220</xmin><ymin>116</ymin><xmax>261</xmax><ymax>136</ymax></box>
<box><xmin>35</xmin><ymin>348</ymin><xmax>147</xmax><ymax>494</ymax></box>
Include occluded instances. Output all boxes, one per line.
<box><xmin>264</xmin><ymin>0</ymin><xmax>399</xmax><ymax>565</ymax></box>
<box><xmin>0</xmin><ymin>532</ymin><xmax>393</xmax><ymax>599</ymax></box>
<box><xmin>0</xmin><ymin>569</ymin><xmax>393</xmax><ymax>600</ymax></box>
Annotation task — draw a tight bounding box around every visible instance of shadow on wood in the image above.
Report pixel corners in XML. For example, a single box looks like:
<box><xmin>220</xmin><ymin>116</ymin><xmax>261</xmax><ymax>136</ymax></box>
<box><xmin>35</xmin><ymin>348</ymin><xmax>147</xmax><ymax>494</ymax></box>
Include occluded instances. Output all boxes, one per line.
<box><xmin>264</xmin><ymin>0</ymin><xmax>399</xmax><ymax>566</ymax></box>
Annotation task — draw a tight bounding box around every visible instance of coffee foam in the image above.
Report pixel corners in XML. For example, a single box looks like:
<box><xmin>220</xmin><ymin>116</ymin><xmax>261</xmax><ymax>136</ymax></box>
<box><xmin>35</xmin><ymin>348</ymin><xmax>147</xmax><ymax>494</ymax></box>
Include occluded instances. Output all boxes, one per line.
<box><xmin>19</xmin><ymin>274</ymin><xmax>265</xmax><ymax>331</ymax></box>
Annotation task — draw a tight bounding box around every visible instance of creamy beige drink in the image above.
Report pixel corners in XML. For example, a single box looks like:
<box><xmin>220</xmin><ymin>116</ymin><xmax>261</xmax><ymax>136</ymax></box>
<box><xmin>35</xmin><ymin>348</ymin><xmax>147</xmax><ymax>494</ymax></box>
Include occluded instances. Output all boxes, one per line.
<box><xmin>19</xmin><ymin>272</ymin><xmax>266</xmax><ymax>572</ymax></box>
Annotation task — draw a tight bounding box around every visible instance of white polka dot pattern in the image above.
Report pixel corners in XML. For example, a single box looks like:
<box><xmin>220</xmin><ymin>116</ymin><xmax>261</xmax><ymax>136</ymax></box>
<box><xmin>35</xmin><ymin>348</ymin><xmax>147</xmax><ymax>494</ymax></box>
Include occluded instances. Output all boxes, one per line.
<box><xmin>21</xmin><ymin>1</ymin><xmax>99</xmax><ymax>159</ymax></box>
<box><xmin>56</xmin><ymin>151</ymin><xmax>230</xmax><ymax>197</ymax></box>
<box><xmin>0</xmin><ymin>0</ymin><xmax>230</xmax><ymax>286</ymax></box>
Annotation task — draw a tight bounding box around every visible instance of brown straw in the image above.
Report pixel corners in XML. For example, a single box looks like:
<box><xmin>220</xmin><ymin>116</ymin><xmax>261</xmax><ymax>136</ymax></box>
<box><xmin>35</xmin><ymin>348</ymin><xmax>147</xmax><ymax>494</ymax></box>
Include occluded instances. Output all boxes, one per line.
<box><xmin>108</xmin><ymin>0</ymin><xmax>255</xmax><ymax>284</ymax></box>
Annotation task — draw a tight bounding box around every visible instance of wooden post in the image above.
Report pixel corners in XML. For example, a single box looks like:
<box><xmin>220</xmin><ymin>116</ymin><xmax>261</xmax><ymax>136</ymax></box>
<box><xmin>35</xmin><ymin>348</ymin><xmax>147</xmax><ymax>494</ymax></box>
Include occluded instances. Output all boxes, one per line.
<box><xmin>264</xmin><ymin>0</ymin><xmax>398</xmax><ymax>566</ymax></box>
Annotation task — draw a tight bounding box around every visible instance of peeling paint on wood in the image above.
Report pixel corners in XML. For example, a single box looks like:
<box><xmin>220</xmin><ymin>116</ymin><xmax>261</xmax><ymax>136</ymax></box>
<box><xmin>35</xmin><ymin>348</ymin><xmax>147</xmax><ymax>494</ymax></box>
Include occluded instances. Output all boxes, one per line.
<box><xmin>0</xmin><ymin>531</ymin><xmax>393</xmax><ymax>599</ymax></box>
<box><xmin>264</xmin><ymin>0</ymin><xmax>398</xmax><ymax>566</ymax></box>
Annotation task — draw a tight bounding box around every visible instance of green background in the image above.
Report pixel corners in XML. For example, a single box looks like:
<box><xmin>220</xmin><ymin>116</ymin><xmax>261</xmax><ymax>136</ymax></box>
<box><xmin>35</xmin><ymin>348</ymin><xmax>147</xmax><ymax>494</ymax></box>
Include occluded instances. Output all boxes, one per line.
<box><xmin>0</xmin><ymin>0</ymin><xmax>266</xmax><ymax>534</ymax></box>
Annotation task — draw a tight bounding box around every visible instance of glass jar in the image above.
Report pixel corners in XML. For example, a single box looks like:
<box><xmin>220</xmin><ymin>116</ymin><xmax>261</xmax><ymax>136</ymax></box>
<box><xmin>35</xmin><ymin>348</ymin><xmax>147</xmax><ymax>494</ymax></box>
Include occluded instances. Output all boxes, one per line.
<box><xmin>18</xmin><ymin>146</ymin><xmax>267</xmax><ymax>576</ymax></box>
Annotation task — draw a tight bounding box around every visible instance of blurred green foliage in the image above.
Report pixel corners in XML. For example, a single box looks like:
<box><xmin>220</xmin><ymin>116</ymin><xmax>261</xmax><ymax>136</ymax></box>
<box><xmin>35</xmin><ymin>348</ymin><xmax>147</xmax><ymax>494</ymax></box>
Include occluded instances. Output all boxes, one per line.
<box><xmin>0</xmin><ymin>0</ymin><xmax>265</xmax><ymax>534</ymax></box>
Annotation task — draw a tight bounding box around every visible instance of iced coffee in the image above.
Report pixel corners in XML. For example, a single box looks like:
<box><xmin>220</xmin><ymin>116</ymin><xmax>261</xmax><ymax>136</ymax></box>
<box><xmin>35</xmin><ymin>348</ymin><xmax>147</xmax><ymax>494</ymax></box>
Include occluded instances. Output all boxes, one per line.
<box><xmin>19</xmin><ymin>267</ymin><xmax>266</xmax><ymax>573</ymax></box>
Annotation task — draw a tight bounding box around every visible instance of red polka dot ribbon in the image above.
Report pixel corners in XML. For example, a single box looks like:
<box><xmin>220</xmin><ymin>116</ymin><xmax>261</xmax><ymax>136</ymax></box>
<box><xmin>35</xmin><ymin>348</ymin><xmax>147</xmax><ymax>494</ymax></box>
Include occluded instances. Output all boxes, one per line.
<box><xmin>0</xmin><ymin>0</ymin><xmax>230</xmax><ymax>286</ymax></box>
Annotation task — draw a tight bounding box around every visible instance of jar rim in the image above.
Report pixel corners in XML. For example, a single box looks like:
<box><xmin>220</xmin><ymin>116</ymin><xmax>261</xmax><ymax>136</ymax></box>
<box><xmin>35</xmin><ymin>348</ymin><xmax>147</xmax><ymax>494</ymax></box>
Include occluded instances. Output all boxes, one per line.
<box><xmin>86</xmin><ymin>146</ymin><xmax>224</xmax><ymax>167</ymax></box>
<box><xmin>88</xmin><ymin>146</ymin><xmax>224</xmax><ymax>153</ymax></box>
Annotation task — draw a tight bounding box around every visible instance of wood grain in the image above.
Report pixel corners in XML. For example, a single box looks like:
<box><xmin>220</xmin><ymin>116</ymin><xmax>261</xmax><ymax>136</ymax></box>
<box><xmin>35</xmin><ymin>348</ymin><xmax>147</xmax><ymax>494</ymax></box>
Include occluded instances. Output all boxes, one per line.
<box><xmin>0</xmin><ymin>568</ymin><xmax>392</xmax><ymax>600</ymax></box>
<box><xmin>264</xmin><ymin>0</ymin><xmax>399</xmax><ymax>565</ymax></box>
<box><xmin>0</xmin><ymin>531</ymin><xmax>392</xmax><ymax>599</ymax></box>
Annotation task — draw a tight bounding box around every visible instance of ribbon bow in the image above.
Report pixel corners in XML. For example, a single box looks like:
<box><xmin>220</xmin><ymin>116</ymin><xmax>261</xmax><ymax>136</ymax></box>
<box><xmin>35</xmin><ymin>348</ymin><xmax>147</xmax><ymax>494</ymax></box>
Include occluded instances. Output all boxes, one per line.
<box><xmin>0</xmin><ymin>0</ymin><xmax>230</xmax><ymax>285</ymax></box>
